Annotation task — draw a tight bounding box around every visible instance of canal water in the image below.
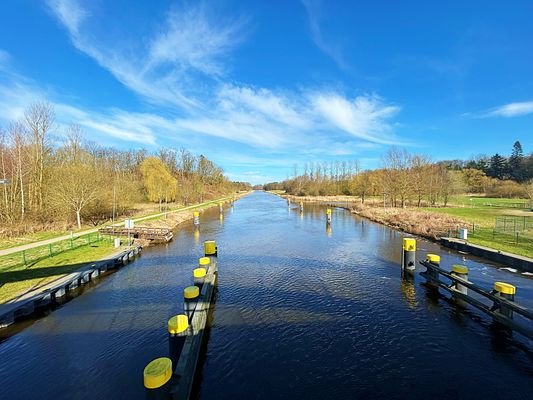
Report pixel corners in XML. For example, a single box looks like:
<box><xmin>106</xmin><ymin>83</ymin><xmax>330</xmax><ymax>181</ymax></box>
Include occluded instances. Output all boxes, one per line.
<box><xmin>0</xmin><ymin>191</ymin><xmax>532</xmax><ymax>399</ymax></box>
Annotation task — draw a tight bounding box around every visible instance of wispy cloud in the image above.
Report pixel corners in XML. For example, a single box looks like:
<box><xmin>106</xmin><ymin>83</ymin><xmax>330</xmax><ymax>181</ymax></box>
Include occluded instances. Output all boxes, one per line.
<box><xmin>301</xmin><ymin>0</ymin><xmax>348</xmax><ymax>70</ymax></box>
<box><xmin>46</xmin><ymin>0</ymin><xmax>245</xmax><ymax>110</ymax></box>
<box><xmin>485</xmin><ymin>101</ymin><xmax>533</xmax><ymax>117</ymax></box>
<box><xmin>310</xmin><ymin>93</ymin><xmax>400</xmax><ymax>144</ymax></box>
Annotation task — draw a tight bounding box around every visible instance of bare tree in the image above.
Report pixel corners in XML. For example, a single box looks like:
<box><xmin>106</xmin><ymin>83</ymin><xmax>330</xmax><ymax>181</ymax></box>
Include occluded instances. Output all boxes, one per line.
<box><xmin>25</xmin><ymin>102</ymin><xmax>54</xmax><ymax>210</ymax></box>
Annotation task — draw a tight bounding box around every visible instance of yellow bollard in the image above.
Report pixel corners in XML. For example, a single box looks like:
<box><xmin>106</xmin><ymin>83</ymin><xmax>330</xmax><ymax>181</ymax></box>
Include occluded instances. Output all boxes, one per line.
<box><xmin>184</xmin><ymin>286</ymin><xmax>200</xmax><ymax>321</ymax></box>
<box><xmin>193</xmin><ymin>267</ymin><xmax>207</xmax><ymax>289</ymax></box>
<box><xmin>299</xmin><ymin>202</ymin><xmax>304</xmax><ymax>212</ymax></box>
<box><xmin>451</xmin><ymin>265</ymin><xmax>469</xmax><ymax>306</ymax></box>
<box><xmin>168</xmin><ymin>315</ymin><xmax>189</xmax><ymax>368</ymax></box>
<box><xmin>493</xmin><ymin>282</ymin><xmax>516</xmax><ymax>319</ymax></box>
<box><xmin>143</xmin><ymin>357</ymin><xmax>172</xmax><ymax>398</ymax></box>
<box><xmin>204</xmin><ymin>240</ymin><xmax>217</xmax><ymax>257</ymax></box>
<box><xmin>193</xmin><ymin>211</ymin><xmax>200</xmax><ymax>225</ymax></box>
<box><xmin>401</xmin><ymin>238</ymin><xmax>416</xmax><ymax>276</ymax></box>
<box><xmin>451</xmin><ymin>265</ymin><xmax>469</xmax><ymax>295</ymax></box>
<box><xmin>326</xmin><ymin>208</ymin><xmax>332</xmax><ymax>223</ymax></box>
<box><xmin>425</xmin><ymin>253</ymin><xmax>440</xmax><ymax>286</ymax></box>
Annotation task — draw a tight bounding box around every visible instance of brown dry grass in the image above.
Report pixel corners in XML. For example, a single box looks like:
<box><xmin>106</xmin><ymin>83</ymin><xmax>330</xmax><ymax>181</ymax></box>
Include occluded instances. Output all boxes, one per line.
<box><xmin>350</xmin><ymin>203</ymin><xmax>465</xmax><ymax>240</ymax></box>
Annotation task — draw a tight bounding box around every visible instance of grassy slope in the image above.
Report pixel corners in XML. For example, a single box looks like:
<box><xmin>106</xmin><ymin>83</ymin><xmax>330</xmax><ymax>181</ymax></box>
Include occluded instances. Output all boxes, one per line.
<box><xmin>0</xmin><ymin>239</ymin><xmax>118</xmax><ymax>303</ymax></box>
<box><xmin>423</xmin><ymin>197</ymin><xmax>533</xmax><ymax>258</ymax></box>
<box><xmin>0</xmin><ymin>193</ymin><xmax>246</xmax><ymax>304</ymax></box>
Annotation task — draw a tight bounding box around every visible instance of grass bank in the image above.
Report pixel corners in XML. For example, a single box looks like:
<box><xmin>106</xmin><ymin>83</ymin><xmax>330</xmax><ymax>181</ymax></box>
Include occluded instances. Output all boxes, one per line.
<box><xmin>282</xmin><ymin>193</ymin><xmax>533</xmax><ymax>259</ymax></box>
<box><xmin>0</xmin><ymin>238</ymin><xmax>120</xmax><ymax>304</ymax></box>
<box><xmin>0</xmin><ymin>192</ymin><xmax>250</xmax><ymax>304</ymax></box>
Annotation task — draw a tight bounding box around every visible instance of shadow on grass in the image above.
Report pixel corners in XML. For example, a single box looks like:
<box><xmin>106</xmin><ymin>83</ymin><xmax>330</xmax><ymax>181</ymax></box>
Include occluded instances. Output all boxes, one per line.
<box><xmin>0</xmin><ymin>262</ymin><xmax>95</xmax><ymax>284</ymax></box>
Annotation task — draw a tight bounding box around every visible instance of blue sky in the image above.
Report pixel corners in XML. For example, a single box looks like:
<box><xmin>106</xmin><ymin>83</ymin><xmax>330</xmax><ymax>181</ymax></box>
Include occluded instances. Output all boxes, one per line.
<box><xmin>1</xmin><ymin>0</ymin><xmax>532</xmax><ymax>184</ymax></box>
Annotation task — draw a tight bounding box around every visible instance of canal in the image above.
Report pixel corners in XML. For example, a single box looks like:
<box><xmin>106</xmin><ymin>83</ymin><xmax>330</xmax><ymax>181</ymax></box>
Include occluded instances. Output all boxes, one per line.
<box><xmin>0</xmin><ymin>191</ymin><xmax>532</xmax><ymax>399</ymax></box>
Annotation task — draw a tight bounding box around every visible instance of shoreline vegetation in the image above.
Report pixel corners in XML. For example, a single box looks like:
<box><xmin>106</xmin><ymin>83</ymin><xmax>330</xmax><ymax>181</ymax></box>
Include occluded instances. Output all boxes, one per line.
<box><xmin>279</xmin><ymin>193</ymin><xmax>533</xmax><ymax>259</ymax></box>
<box><xmin>0</xmin><ymin>191</ymin><xmax>250</xmax><ymax>304</ymax></box>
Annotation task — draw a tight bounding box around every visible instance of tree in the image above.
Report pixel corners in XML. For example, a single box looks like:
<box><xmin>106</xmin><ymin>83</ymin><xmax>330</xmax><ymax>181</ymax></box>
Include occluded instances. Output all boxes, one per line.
<box><xmin>488</xmin><ymin>153</ymin><xmax>507</xmax><ymax>179</ymax></box>
<box><xmin>140</xmin><ymin>157</ymin><xmax>177</xmax><ymax>210</ymax></box>
<box><xmin>509</xmin><ymin>141</ymin><xmax>525</xmax><ymax>182</ymax></box>
<box><xmin>25</xmin><ymin>102</ymin><xmax>54</xmax><ymax>211</ymax></box>
<box><xmin>525</xmin><ymin>179</ymin><xmax>533</xmax><ymax>202</ymax></box>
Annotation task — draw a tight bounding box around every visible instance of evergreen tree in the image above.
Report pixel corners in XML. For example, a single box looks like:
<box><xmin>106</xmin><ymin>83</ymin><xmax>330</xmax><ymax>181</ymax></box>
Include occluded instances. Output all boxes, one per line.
<box><xmin>488</xmin><ymin>153</ymin><xmax>507</xmax><ymax>179</ymax></box>
<box><xmin>508</xmin><ymin>141</ymin><xmax>525</xmax><ymax>182</ymax></box>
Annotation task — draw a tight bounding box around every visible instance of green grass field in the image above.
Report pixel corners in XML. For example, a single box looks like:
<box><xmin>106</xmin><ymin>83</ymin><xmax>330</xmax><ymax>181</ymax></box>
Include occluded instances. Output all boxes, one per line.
<box><xmin>0</xmin><ymin>239</ymin><xmax>119</xmax><ymax>304</ymax></box>
<box><xmin>423</xmin><ymin>196</ymin><xmax>533</xmax><ymax>258</ymax></box>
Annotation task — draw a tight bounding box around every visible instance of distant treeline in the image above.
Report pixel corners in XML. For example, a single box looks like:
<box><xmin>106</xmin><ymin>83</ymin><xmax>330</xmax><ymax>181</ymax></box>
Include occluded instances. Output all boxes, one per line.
<box><xmin>0</xmin><ymin>102</ymin><xmax>251</xmax><ymax>234</ymax></box>
<box><xmin>263</xmin><ymin>143</ymin><xmax>533</xmax><ymax>207</ymax></box>
<box><xmin>440</xmin><ymin>141</ymin><xmax>533</xmax><ymax>183</ymax></box>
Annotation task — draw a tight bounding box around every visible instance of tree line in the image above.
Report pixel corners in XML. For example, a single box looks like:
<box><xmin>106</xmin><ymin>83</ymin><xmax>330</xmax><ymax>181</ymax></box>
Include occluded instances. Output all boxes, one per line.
<box><xmin>264</xmin><ymin>143</ymin><xmax>533</xmax><ymax>207</ymax></box>
<box><xmin>0</xmin><ymin>102</ymin><xmax>250</xmax><ymax>235</ymax></box>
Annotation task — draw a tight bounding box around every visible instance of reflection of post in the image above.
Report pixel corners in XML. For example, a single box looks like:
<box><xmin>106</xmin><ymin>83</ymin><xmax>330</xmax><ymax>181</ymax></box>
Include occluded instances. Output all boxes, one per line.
<box><xmin>400</xmin><ymin>279</ymin><xmax>417</xmax><ymax>309</ymax></box>
<box><xmin>326</xmin><ymin>223</ymin><xmax>332</xmax><ymax>237</ymax></box>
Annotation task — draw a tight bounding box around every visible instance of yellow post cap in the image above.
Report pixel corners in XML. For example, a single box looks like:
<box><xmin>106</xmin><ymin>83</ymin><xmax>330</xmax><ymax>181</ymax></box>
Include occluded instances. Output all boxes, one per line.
<box><xmin>184</xmin><ymin>285</ymin><xmax>200</xmax><ymax>299</ymax></box>
<box><xmin>168</xmin><ymin>314</ymin><xmax>189</xmax><ymax>334</ymax></box>
<box><xmin>143</xmin><ymin>357</ymin><xmax>172</xmax><ymax>389</ymax></box>
<box><xmin>193</xmin><ymin>211</ymin><xmax>199</xmax><ymax>217</ymax></box>
<box><xmin>193</xmin><ymin>267</ymin><xmax>207</xmax><ymax>278</ymax></box>
<box><xmin>403</xmin><ymin>238</ymin><xmax>416</xmax><ymax>251</ymax></box>
<box><xmin>494</xmin><ymin>282</ymin><xmax>516</xmax><ymax>295</ymax></box>
<box><xmin>199</xmin><ymin>257</ymin><xmax>210</xmax><ymax>266</ymax></box>
<box><xmin>452</xmin><ymin>264</ymin><xmax>468</xmax><ymax>274</ymax></box>
<box><xmin>427</xmin><ymin>254</ymin><xmax>440</xmax><ymax>263</ymax></box>
<box><xmin>326</xmin><ymin>209</ymin><xmax>332</xmax><ymax>214</ymax></box>
<box><xmin>204</xmin><ymin>240</ymin><xmax>217</xmax><ymax>255</ymax></box>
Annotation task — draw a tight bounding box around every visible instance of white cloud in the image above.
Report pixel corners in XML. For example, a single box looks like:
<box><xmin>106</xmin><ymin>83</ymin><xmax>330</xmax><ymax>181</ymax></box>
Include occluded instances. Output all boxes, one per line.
<box><xmin>301</xmin><ymin>0</ymin><xmax>348</xmax><ymax>70</ymax></box>
<box><xmin>0</xmin><ymin>1</ymin><xmax>406</xmax><ymax>159</ymax></box>
<box><xmin>486</xmin><ymin>101</ymin><xmax>533</xmax><ymax>117</ymax></box>
<box><xmin>46</xmin><ymin>0</ymin><xmax>245</xmax><ymax>110</ymax></box>
<box><xmin>47</xmin><ymin>0</ymin><xmax>88</xmax><ymax>34</ymax></box>
<box><xmin>147</xmin><ymin>6</ymin><xmax>245</xmax><ymax>77</ymax></box>
<box><xmin>310</xmin><ymin>93</ymin><xmax>400</xmax><ymax>144</ymax></box>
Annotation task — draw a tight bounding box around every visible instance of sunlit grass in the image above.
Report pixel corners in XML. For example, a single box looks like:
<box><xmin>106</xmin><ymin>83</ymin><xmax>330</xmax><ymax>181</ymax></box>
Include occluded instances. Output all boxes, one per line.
<box><xmin>0</xmin><ymin>239</ymin><xmax>120</xmax><ymax>304</ymax></box>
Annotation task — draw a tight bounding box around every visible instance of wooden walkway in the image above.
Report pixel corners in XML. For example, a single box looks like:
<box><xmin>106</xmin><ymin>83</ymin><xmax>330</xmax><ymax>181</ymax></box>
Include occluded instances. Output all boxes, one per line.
<box><xmin>98</xmin><ymin>226</ymin><xmax>173</xmax><ymax>242</ymax></box>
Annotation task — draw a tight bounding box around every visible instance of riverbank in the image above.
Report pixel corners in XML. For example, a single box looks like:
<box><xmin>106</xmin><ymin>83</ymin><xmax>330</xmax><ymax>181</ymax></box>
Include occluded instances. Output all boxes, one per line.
<box><xmin>281</xmin><ymin>193</ymin><xmax>533</xmax><ymax>260</ymax></box>
<box><xmin>282</xmin><ymin>194</ymin><xmax>463</xmax><ymax>240</ymax></box>
<box><xmin>0</xmin><ymin>192</ymin><xmax>250</xmax><ymax>304</ymax></box>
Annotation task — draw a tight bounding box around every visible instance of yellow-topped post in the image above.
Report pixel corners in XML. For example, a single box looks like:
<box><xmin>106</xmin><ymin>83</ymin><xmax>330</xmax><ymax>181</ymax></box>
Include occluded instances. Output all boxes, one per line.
<box><xmin>219</xmin><ymin>202</ymin><xmax>223</xmax><ymax>214</ymax></box>
<box><xmin>451</xmin><ymin>264</ymin><xmax>469</xmax><ymax>303</ymax></box>
<box><xmin>193</xmin><ymin>267</ymin><xmax>207</xmax><ymax>289</ymax></box>
<box><xmin>424</xmin><ymin>253</ymin><xmax>441</xmax><ymax>287</ymax></box>
<box><xmin>193</xmin><ymin>211</ymin><xmax>200</xmax><ymax>225</ymax></box>
<box><xmin>143</xmin><ymin>357</ymin><xmax>172</xmax><ymax>398</ymax></box>
<box><xmin>204</xmin><ymin>240</ymin><xmax>217</xmax><ymax>257</ymax></box>
<box><xmin>299</xmin><ymin>201</ymin><xmax>304</xmax><ymax>212</ymax></box>
<box><xmin>401</xmin><ymin>238</ymin><xmax>416</xmax><ymax>277</ymax></box>
<box><xmin>184</xmin><ymin>286</ymin><xmax>199</xmax><ymax>321</ymax></box>
<box><xmin>493</xmin><ymin>282</ymin><xmax>516</xmax><ymax>319</ymax></box>
<box><xmin>326</xmin><ymin>208</ymin><xmax>332</xmax><ymax>223</ymax></box>
<box><xmin>167</xmin><ymin>314</ymin><xmax>189</xmax><ymax>368</ymax></box>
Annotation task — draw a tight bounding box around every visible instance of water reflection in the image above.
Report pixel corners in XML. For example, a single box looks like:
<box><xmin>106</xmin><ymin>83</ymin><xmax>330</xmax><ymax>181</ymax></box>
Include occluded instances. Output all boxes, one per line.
<box><xmin>400</xmin><ymin>279</ymin><xmax>418</xmax><ymax>309</ymax></box>
<box><xmin>1</xmin><ymin>192</ymin><xmax>533</xmax><ymax>400</ymax></box>
<box><xmin>326</xmin><ymin>223</ymin><xmax>332</xmax><ymax>237</ymax></box>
